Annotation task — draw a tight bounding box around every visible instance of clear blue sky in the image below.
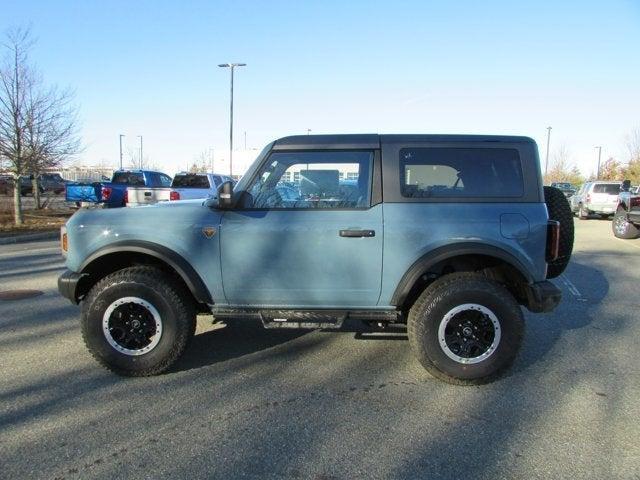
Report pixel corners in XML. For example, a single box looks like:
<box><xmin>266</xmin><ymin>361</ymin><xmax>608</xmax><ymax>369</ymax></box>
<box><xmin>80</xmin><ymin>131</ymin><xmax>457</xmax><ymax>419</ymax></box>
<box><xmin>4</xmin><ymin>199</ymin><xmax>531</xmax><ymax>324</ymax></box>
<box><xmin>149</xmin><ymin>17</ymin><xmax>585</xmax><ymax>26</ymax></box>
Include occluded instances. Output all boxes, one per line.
<box><xmin>2</xmin><ymin>0</ymin><xmax>639</xmax><ymax>175</ymax></box>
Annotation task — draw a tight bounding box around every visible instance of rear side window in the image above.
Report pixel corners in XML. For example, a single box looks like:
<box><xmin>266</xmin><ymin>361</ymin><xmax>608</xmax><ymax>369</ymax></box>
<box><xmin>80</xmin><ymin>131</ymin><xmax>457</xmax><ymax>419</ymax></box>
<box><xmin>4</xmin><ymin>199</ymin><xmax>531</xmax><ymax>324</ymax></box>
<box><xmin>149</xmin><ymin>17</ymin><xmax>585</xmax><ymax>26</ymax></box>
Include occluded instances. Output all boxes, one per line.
<box><xmin>171</xmin><ymin>174</ymin><xmax>210</xmax><ymax>188</ymax></box>
<box><xmin>112</xmin><ymin>172</ymin><xmax>145</xmax><ymax>186</ymax></box>
<box><xmin>592</xmin><ymin>184</ymin><xmax>620</xmax><ymax>195</ymax></box>
<box><xmin>400</xmin><ymin>148</ymin><xmax>523</xmax><ymax>198</ymax></box>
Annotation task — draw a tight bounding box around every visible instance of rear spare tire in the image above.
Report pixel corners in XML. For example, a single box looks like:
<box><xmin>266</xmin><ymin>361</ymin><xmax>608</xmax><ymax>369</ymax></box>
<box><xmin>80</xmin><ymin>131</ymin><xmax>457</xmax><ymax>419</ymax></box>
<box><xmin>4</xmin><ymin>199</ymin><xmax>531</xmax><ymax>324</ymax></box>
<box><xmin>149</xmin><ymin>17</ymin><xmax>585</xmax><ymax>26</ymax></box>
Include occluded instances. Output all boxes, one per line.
<box><xmin>544</xmin><ymin>186</ymin><xmax>574</xmax><ymax>278</ymax></box>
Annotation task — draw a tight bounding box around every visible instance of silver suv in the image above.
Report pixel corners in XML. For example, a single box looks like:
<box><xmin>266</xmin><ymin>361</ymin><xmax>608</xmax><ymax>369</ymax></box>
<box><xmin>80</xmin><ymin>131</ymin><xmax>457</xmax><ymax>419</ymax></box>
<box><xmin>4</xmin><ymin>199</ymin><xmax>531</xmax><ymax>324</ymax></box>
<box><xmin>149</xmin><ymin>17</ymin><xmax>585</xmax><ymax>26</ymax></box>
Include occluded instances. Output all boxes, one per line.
<box><xmin>570</xmin><ymin>181</ymin><xmax>622</xmax><ymax>219</ymax></box>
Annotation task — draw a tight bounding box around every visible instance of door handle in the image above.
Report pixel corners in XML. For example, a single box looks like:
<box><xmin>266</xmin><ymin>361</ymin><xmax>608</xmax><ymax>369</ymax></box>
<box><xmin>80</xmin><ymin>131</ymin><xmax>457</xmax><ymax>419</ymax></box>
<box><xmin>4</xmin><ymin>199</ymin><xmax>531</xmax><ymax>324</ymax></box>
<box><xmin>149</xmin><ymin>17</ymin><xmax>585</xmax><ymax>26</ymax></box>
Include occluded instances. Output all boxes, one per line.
<box><xmin>144</xmin><ymin>191</ymin><xmax>152</xmax><ymax>197</ymax></box>
<box><xmin>339</xmin><ymin>229</ymin><xmax>375</xmax><ymax>238</ymax></box>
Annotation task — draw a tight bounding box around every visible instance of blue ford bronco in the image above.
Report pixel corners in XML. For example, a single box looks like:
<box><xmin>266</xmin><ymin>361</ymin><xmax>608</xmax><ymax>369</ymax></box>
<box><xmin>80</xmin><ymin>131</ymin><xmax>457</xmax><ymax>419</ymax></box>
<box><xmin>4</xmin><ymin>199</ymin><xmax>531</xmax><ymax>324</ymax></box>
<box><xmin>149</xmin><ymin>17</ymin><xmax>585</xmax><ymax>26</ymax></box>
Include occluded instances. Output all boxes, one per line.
<box><xmin>58</xmin><ymin>134</ymin><xmax>574</xmax><ymax>384</ymax></box>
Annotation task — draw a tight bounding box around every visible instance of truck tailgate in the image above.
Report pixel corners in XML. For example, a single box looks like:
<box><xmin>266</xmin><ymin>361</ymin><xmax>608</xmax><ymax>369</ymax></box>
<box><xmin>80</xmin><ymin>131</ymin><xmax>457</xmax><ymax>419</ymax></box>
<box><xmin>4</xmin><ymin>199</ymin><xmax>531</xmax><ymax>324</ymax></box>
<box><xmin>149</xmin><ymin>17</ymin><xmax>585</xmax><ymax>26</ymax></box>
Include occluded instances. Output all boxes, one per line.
<box><xmin>126</xmin><ymin>187</ymin><xmax>172</xmax><ymax>207</ymax></box>
<box><xmin>172</xmin><ymin>187</ymin><xmax>215</xmax><ymax>200</ymax></box>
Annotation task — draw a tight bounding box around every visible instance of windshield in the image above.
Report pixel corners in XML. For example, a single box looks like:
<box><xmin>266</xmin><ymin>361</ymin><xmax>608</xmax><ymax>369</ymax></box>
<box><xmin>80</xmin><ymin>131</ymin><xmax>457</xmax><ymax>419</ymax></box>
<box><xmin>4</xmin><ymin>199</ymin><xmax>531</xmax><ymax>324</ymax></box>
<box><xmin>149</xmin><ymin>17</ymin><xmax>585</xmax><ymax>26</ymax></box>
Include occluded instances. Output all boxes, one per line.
<box><xmin>232</xmin><ymin>142</ymin><xmax>275</xmax><ymax>195</ymax></box>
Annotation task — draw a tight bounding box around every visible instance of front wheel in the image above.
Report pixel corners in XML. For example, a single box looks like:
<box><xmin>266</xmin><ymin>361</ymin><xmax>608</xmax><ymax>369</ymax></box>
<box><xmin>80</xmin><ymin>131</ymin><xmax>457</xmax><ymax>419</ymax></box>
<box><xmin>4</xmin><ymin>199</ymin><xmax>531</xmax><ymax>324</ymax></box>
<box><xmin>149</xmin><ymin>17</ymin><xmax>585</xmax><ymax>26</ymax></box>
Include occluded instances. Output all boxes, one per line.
<box><xmin>408</xmin><ymin>273</ymin><xmax>524</xmax><ymax>385</ymax></box>
<box><xmin>81</xmin><ymin>266</ymin><xmax>196</xmax><ymax>376</ymax></box>
<box><xmin>612</xmin><ymin>208</ymin><xmax>640</xmax><ymax>239</ymax></box>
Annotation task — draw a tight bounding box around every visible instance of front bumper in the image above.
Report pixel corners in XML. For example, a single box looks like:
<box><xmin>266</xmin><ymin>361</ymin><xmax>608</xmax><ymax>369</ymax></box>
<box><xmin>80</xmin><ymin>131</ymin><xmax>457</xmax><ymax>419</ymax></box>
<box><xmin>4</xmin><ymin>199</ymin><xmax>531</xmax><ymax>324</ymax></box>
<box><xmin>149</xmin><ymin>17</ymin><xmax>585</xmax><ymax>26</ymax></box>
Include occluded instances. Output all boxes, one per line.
<box><xmin>524</xmin><ymin>281</ymin><xmax>562</xmax><ymax>313</ymax></box>
<box><xmin>58</xmin><ymin>269</ymin><xmax>84</xmax><ymax>304</ymax></box>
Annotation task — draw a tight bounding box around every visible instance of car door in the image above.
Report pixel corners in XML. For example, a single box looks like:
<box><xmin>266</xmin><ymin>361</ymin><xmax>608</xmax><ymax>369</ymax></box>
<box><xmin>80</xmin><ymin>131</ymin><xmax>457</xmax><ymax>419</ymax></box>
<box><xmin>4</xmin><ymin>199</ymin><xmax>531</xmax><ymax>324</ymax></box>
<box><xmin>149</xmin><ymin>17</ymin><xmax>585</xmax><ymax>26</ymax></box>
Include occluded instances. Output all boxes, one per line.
<box><xmin>219</xmin><ymin>150</ymin><xmax>383</xmax><ymax>308</ymax></box>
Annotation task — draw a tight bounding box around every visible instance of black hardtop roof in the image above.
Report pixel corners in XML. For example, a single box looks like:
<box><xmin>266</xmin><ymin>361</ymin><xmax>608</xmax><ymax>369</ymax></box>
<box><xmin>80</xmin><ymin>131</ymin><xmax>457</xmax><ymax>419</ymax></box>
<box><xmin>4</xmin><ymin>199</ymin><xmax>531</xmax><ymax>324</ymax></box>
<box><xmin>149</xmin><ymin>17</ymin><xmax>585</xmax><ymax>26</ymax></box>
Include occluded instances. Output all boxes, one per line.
<box><xmin>274</xmin><ymin>134</ymin><xmax>535</xmax><ymax>150</ymax></box>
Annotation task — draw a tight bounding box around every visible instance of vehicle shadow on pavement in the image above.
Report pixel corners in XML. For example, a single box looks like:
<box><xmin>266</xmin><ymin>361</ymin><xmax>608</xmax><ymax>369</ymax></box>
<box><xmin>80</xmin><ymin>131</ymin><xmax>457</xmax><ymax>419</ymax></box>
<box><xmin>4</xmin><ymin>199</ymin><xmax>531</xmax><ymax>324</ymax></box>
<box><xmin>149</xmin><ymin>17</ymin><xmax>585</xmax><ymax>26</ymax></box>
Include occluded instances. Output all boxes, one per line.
<box><xmin>169</xmin><ymin>319</ymin><xmax>309</xmax><ymax>373</ymax></box>
<box><xmin>514</xmin><ymin>259</ymin><xmax>609</xmax><ymax>374</ymax></box>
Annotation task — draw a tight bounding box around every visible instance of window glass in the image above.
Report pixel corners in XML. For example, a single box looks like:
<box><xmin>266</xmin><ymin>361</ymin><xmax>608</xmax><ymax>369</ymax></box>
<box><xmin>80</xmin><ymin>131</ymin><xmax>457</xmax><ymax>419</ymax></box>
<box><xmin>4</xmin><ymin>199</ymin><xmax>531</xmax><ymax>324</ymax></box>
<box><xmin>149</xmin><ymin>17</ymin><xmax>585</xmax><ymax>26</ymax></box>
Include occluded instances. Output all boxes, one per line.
<box><xmin>112</xmin><ymin>172</ymin><xmax>145</xmax><ymax>186</ymax></box>
<box><xmin>158</xmin><ymin>174</ymin><xmax>172</xmax><ymax>187</ymax></box>
<box><xmin>212</xmin><ymin>175</ymin><xmax>222</xmax><ymax>187</ymax></box>
<box><xmin>592</xmin><ymin>183</ymin><xmax>621</xmax><ymax>194</ymax></box>
<box><xmin>400</xmin><ymin>148</ymin><xmax>523</xmax><ymax>198</ymax></box>
<box><xmin>242</xmin><ymin>151</ymin><xmax>372</xmax><ymax>209</ymax></box>
<box><xmin>171</xmin><ymin>174</ymin><xmax>210</xmax><ymax>188</ymax></box>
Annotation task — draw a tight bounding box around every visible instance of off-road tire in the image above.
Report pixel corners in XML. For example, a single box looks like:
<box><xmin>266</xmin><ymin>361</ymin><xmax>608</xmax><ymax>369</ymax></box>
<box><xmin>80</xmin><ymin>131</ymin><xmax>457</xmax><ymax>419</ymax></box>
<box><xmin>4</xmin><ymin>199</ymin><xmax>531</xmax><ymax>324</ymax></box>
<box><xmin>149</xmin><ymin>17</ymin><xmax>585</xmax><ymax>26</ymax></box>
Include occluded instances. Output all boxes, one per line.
<box><xmin>612</xmin><ymin>207</ymin><xmax>640</xmax><ymax>239</ymax></box>
<box><xmin>408</xmin><ymin>273</ymin><xmax>524</xmax><ymax>385</ymax></box>
<box><xmin>81</xmin><ymin>266</ymin><xmax>196</xmax><ymax>376</ymax></box>
<box><xmin>544</xmin><ymin>186</ymin><xmax>574</xmax><ymax>278</ymax></box>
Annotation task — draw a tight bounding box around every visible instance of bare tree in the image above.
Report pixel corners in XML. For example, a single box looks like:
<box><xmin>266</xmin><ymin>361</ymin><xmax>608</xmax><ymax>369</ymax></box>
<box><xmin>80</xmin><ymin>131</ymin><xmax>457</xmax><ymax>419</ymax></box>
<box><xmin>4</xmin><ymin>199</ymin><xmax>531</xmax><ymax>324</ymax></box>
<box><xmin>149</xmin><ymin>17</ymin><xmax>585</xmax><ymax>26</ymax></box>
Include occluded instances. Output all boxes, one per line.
<box><xmin>24</xmin><ymin>83</ymin><xmax>80</xmax><ymax>208</ymax></box>
<box><xmin>0</xmin><ymin>27</ymin><xmax>80</xmax><ymax>222</ymax></box>
<box><xmin>625</xmin><ymin>128</ymin><xmax>640</xmax><ymax>162</ymax></box>
<box><xmin>544</xmin><ymin>144</ymin><xmax>583</xmax><ymax>185</ymax></box>
<box><xmin>0</xmin><ymin>27</ymin><xmax>34</xmax><ymax>224</ymax></box>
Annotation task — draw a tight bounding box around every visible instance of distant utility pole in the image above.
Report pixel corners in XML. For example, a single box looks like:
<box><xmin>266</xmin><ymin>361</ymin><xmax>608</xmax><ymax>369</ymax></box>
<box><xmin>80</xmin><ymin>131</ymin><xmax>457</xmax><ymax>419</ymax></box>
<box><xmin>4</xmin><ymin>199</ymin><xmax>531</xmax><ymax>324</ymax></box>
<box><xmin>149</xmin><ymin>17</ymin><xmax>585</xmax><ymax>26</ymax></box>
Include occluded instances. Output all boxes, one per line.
<box><xmin>218</xmin><ymin>63</ymin><xmax>246</xmax><ymax>176</ymax></box>
<box><xmin>137</xmin><ymin>135</ymin><xmax>143</xmax><ymax>169</ymax></box>
<box><xmin>119</xmin><ymin>134</ymin><xmax>125</xmax><ymax>170</ymax></box>
<box><xmin>244</xmin><ymin>131</ymin><xmax>247</xmax><ymax>150</ymax></box>
<box><xmin>544</xmin><ymin>126</ymin><xmax>552</xmax><ymax>175</ymax></box>
<box><xmin>595</xmin><ymin>146</ymin><xmax>602</xmax><ymax>179</ymax></box>
<box><xmin>307</xmin><ymin>129</ymin><xmax>311</xmax><ymax>135</ymax></box>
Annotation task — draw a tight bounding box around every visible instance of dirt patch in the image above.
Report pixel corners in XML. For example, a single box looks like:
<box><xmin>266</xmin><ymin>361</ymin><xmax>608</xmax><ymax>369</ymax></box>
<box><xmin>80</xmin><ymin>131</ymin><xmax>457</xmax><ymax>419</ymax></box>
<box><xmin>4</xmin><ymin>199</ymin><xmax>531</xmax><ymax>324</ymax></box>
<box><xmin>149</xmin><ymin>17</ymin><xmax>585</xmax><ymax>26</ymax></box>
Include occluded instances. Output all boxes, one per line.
<box><xmin>0</xmin><ymin>206</ymin><xmax>72</xmax><ymax>237</ymax></box>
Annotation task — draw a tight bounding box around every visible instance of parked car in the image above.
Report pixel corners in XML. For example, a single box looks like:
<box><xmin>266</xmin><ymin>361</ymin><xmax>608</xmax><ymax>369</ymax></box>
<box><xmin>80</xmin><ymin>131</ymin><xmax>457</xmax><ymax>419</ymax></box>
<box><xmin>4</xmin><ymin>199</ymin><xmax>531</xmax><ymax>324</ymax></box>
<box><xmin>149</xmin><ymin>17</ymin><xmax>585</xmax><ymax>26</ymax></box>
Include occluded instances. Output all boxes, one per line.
<box><xmin>613</xmin><ymin>179</ymin><xmax>640</xmax><ymax>239</ymax></box>
<box><xmin>0</xmin><ymin>175</ymin><xmax>13</xmax><ymax>195</ymax></box>
<box><xmin>550</xmin><ymin>182</ymin><xmax>575</xmax><ymax>198</ymax></box>
<box><xmin>168</xmin><ymin>173</ymin><xmax>235</xmax><ymax>201</ymax></box>
<box><xmin>58</xmin><ymin>134</ymin><xmax>573</xmax><ymax>385</ymax></box>
<box><xmin>65</xmin><ymin>170</ymin><xmax>172</xmax><ymax>208</ymax></box>
<box><xmin>570</xmin><ymin>181</ymin><xmax>622</xmax><ymax>219</ymax></box>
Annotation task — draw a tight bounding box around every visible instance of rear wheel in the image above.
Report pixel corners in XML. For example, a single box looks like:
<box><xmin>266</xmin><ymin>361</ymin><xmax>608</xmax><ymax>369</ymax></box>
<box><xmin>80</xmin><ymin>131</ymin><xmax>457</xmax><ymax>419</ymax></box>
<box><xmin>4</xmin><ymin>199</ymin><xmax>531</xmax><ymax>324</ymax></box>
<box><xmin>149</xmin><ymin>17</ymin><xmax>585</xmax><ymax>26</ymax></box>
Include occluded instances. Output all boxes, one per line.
<box><xmin>407</xmin><ymin>273</ymin><xmax>524</xmax><ymax>385</ymax></box>
<box><xmin>612</xmin><ymin>207</ymin><xmax>640</xmax><ymax>239</ymax></box>
<box><xmin>81</xmin><ymin>266</ymin><xmax>196</xmax><ymax>376</ymax></box>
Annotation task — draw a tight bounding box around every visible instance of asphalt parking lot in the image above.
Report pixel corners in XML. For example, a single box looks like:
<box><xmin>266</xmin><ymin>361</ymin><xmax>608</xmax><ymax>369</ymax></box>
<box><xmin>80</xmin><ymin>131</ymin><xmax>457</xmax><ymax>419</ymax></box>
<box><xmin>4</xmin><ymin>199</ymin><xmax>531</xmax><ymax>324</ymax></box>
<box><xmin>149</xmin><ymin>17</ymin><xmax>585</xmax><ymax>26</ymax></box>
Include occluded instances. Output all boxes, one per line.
<box><xmin>0</xmin><ymin>219</ymin><xmax>638</xmax><ymax>480</ymax></box>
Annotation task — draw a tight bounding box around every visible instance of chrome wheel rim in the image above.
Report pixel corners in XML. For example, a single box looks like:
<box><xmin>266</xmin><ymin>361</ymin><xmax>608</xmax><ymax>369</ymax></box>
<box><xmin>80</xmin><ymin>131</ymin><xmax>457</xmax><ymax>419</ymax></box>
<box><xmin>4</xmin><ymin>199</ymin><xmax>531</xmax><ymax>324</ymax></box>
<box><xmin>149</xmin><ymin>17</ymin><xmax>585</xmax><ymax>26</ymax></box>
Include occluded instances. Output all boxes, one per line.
<box><xmin>102</xmin><ymin>297</ymin><xmax>162</xmax><ymax>356</ymax></box>
<box><xmin>438</xmin><ymin>304</ymin><xmax>501</xmax><ymax>364</ymax></box>
<box><xmin>614</xmin><ymin>214</ymin><xmax>628</xmax><ymax>236</ymax></box>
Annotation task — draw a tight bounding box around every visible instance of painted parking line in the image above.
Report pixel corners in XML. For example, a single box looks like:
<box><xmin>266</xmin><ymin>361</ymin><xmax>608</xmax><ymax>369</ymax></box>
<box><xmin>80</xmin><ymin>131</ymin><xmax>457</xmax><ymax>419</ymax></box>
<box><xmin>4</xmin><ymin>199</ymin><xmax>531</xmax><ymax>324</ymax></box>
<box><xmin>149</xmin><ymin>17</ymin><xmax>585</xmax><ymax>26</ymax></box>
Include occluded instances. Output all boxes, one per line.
<box><xmin>560</xmin><ymin>273</ymin><xmax>586</xmax><ymax>302</ymax></box>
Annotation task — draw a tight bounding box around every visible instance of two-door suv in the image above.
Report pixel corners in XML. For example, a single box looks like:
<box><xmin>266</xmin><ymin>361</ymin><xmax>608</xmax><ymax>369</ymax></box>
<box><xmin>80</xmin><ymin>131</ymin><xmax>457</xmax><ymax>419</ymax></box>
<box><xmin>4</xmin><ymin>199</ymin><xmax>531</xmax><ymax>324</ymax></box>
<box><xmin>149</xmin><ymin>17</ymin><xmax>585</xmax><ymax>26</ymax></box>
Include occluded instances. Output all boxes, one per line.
<box><xmin>58</xmin><ymin>135</ymin><xmax>573</xmax><ymax>384</ymax></box>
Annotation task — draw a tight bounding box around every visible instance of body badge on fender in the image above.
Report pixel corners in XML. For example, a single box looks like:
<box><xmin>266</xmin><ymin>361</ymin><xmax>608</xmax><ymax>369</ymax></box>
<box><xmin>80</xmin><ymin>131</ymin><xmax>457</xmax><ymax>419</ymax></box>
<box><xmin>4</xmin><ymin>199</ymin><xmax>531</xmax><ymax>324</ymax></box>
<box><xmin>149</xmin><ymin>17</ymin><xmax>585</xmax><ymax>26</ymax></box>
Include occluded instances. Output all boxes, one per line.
<box><xmin>202</xmin><ymin>226</ymin><xmax>217</xmax><ymax>239</ymax></box>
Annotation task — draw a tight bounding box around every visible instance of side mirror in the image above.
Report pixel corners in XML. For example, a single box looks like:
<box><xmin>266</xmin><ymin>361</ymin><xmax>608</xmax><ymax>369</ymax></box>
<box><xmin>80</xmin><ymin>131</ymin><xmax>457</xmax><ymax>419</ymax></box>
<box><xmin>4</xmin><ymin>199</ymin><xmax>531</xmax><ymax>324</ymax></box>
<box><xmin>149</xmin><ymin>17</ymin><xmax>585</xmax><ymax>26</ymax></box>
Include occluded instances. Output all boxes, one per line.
<box><xmin>217</xmin><ymin>180</ymin><xmax>234</xmax><ymax>209</ymax></box>
<box><xmin>622</xmin><ymin>179</ymin><xmax>631</xmax><ymax>192</ymax></box>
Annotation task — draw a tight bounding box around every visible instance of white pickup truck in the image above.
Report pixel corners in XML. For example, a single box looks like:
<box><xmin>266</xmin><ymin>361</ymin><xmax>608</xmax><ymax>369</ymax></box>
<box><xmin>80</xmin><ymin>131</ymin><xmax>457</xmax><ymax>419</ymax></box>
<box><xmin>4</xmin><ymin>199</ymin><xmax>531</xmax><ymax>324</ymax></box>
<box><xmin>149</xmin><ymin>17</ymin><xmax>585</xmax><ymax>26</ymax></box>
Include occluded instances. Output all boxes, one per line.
<box><xmin>125</xmin><ymin>172</ymin><xmax>234</xmax><ymax>207</ymax></box>
<box><xmin>168</xmin><ymin>173</ymin><xmax>234</xmax><ymax>201</ymax></box>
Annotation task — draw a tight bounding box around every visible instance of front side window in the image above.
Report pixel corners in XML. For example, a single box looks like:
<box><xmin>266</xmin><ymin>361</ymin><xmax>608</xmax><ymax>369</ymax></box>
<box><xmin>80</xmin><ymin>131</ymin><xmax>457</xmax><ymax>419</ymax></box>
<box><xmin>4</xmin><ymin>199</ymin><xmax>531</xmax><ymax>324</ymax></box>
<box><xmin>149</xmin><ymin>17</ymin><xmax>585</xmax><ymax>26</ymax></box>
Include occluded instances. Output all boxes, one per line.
<box><xmin>400</xmin><ymin>148</ymin><xmax>524</xmax><ymax>198</ymax></box>
<box><xmin>241</xmin><ymin>151</ymin><xmax>373</xmax><ymax>209</ymax></box>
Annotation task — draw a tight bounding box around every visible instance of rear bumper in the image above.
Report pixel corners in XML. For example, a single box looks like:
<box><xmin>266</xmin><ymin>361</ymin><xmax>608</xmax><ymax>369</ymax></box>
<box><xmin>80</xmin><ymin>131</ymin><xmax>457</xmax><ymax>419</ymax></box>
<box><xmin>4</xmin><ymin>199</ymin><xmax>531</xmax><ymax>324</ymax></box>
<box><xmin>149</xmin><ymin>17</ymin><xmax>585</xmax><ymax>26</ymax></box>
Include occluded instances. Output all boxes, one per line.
<box><xmin>58</xmin><ymin>269</ymin><xmax>84</xmax><ymax>304</ymax></box>
<box><xmin>585</xmin><ymin>203</ymin><xmax>616</xmax><ymax>214</ymax></box>
<box><xmin>524</xmin><ymin>281</ymin><xmax>562</xmax><ymax>313</ymax></box>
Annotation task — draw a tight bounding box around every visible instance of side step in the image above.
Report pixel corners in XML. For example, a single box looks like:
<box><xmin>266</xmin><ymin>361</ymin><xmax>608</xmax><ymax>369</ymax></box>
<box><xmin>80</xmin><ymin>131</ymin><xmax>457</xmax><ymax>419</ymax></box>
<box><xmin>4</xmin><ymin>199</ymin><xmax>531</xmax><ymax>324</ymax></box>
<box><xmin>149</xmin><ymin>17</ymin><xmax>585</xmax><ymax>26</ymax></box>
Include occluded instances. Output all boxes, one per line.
<box><xmin>261</xmin><ymin>310</ymin><xmax>346</xmax><ymax>329</ymax></box>
<box><xmin>210</xmin><ymin>308</ymin><xmax>400</xmax><ymax>329</ymax></box>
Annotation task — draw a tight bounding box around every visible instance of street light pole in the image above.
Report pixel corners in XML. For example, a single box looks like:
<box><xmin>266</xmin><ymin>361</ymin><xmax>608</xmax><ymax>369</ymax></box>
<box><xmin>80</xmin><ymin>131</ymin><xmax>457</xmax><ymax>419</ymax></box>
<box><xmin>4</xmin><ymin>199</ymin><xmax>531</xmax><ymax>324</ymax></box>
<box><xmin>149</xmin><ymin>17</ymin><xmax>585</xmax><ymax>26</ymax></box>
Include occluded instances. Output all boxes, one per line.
<box><xmin>595</xmin><ymin>146</ymin><xmax>602</xmax><ymax>179</ymax></box>
<box><xmin>218</xmin><ymin>63</ymin><xmax>246</xmax><ymax>177</ymax></box>
<box><xmin>119</xmin><ymin>134</ymin><xmax>125</xmax><ymax>170</ymax></box>
<box><xmin>137</xmin><ymin>135</ymin><xmax>143</xmax><ymax>169</ymax></box>
<box><xmin>544</xmin><ymin>126</ymin><xmax>552</xmax><ymax>176</ymax></box>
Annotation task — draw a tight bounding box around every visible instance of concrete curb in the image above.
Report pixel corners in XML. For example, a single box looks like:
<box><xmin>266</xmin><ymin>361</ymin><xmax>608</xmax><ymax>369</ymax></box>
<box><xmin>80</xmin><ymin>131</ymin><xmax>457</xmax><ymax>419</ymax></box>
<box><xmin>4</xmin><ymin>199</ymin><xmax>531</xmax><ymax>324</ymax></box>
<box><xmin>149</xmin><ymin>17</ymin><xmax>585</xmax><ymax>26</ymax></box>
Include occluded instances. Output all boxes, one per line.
<box><xmin>0</xmin><ymin>231</ymin><xmax>58</xmax><ymax>245</ymax></box>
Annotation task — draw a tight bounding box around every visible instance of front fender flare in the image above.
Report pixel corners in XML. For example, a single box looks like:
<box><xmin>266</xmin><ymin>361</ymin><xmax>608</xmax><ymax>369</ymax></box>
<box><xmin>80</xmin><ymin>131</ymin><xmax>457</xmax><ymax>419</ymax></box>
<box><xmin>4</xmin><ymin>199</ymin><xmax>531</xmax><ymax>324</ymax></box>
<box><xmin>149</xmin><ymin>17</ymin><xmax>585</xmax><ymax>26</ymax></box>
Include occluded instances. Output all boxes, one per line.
<box><xmin>79</xmin><ymin>240</ymin><xmax>213</xmax><ymax>305</ymax></box>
